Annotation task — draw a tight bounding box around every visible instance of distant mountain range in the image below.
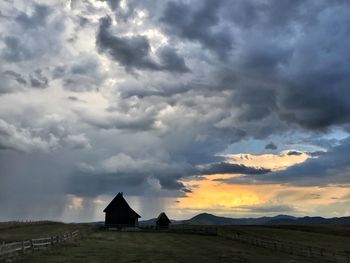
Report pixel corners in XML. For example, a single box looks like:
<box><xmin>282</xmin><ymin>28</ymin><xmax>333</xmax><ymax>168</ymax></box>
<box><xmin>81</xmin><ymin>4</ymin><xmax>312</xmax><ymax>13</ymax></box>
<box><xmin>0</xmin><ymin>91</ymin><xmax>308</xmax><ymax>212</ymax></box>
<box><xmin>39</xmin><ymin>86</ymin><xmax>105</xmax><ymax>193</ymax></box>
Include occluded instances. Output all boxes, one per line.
<box><xmin>140</xmin><ymin>213</ymin><xmax>350</xmax><ymax>225</ymax></box>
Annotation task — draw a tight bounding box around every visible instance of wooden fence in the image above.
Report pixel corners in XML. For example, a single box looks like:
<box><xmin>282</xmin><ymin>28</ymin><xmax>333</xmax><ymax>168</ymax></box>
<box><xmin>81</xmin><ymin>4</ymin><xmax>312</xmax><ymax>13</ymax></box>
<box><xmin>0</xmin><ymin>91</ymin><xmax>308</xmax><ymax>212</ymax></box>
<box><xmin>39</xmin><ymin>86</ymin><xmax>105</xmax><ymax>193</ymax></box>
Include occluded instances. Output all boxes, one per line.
<box><xmin>168</xmin><ymin>224</ymin><xmax>218</xmax><ymax>236</ymax></box>
<box><xmin>0</xmin><ymin>230</ymin><xmax>79</xmax><ymax>262</ymax></box>
<box><xmin>220</xmin><ymin>231</ymin><xmax>350</xmax><ymax>263</ymax></box>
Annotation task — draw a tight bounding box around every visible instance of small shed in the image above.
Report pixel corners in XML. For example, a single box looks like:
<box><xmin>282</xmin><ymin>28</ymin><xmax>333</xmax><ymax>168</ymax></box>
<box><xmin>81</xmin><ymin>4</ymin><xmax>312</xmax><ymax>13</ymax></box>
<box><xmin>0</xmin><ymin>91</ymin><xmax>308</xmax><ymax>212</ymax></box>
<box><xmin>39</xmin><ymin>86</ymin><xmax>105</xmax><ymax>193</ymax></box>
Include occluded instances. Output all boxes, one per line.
<box><xmin>103</xmin><ymin>192</ymin><xmax>141</xmax><ymax>228</ymax></box>
<box><xmin>156</xmin><ymin>212</ymin><xmax>171</xmax><ymax>229</ymax></box>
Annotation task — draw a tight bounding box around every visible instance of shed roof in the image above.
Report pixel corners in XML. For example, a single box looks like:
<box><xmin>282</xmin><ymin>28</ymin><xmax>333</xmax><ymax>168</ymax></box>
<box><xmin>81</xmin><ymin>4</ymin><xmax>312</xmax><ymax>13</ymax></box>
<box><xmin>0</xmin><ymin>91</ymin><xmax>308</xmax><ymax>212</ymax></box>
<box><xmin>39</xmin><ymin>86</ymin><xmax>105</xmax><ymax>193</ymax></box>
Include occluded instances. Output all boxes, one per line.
<box><xmin>103</xmin><ymin>192</ymin><xmax>141</xmax><ymax>218</ymax></box>
<box><xmin>156</xmin><ymin>212</ymin><xmax>171</xmax><ymax>223</ymax></box>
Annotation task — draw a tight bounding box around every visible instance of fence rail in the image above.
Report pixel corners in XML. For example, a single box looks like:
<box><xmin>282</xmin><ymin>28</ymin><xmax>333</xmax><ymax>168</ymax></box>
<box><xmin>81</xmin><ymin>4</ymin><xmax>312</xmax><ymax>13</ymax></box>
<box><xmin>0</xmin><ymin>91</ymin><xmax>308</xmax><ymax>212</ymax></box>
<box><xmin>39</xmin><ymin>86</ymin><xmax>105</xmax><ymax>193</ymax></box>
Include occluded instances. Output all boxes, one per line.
<box><xmin>0</xmin><ymin>230</ymin><xmax>79</xmax><ymax>262</ymax></box>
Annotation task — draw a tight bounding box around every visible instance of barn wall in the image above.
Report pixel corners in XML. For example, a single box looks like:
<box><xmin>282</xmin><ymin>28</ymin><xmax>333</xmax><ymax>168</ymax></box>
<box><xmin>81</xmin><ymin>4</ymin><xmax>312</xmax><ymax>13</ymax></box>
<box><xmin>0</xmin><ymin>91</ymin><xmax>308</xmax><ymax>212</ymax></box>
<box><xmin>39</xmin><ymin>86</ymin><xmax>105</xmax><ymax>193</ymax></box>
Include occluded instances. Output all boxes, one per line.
<box><xmin>105</xmin><ymin>212</ymin><xmax>138</xmax><ymax>226</ymax></box>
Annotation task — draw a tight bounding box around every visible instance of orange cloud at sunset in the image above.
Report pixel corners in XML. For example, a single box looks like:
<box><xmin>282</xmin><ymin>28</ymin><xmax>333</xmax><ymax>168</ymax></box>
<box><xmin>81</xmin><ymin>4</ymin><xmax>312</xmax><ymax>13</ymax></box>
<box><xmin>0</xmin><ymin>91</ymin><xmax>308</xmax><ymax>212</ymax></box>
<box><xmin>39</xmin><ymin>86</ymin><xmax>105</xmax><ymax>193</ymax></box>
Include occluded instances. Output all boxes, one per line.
<box><xmin>226</xmin><ymin>151</ymin><xmax>311</xmax><ymax>171</ymax></box>
<box><xmin>176</xmin><ymin>151</ymin><xmax>350</xmax><ymax>218</ymax></box>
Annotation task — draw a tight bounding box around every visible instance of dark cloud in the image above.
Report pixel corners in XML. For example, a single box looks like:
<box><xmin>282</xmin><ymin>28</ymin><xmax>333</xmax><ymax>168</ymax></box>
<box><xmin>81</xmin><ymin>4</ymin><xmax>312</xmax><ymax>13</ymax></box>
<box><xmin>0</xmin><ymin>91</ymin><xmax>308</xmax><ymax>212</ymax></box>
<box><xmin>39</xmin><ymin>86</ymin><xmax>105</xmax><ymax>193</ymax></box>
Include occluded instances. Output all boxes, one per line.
<box><xmin>62</xmin><ymin>55</ymin><xmax>105</xmax><ymax>92</ymax></box>
<box><xmin>160</xmin><ymin>0</ymin><xmax>233</xmax><ymax>59</ymax></box>
<box><xmin>3</xmin><ymin>70</ymin><xmax>27</xmax><ymax>85</ymax></box>
<box><xmin>67</xmin><ymin>170</ymin><xmax>149</xmax><ymax>197</ymax></box>
<box><xmin>222</xmin><ymin>0</ymin><xmax>307</xmax><ymax>29</ymax></box>
<box><xmin>200</xmin><ymin>162</ymin><xmax>271</xmax><ymax>175</ymax></box>
<box><xmin>157</xmin><ymin>176</ymin><xmax>185</xmax><ymax>191</ymax></box>
<box><xmin>67</xmin><ymin>96</ymin><xmax>79</xmax><ymax>101</ymax></box>
<box><xmin>157</xmin><ymin>47</ymin><xmax>190</xmax><ymax>73</ymax></box>
<box><xmin>15</xmin><ymin>4</ymin><xmax>51</xmax><ymax>29</ymax></box>
<box><xmin>78</xmin><ymin>16</ymin><xmax>90</xmax><ymax>27</ymax></box>
<box><xmin>29</xmin><ymin>69</ymin><xmax>49</xmax><ymax>89</ymax></box>
<box><xmin>0</xmin><ymin>69</ymin><xmax>49</xmax><ymax>93</ymax></box>
<box><xmin>307</xmin><ymin>151</ymin><xmax>326</xmax><ymax>157</ymax></box>
<box><xmin>2</xmin><ymin>36</ymin><xmax>31</xmax><ymax>62</ymax></box>
<box><xmin>286</xmin><ymin>150</ymin><xmax>303</xmax><ymax>156</ymax></box>
<box><xmin>2</xmin><ymin>4</ymin><xmax>52</xmax><ymax>62</ymax></box>
<box><xmin>265</xmin><ymin>142</ymin><xmax>277</xmax><ymax>150</ymax></box>
<box><xmin>66</xmin><ymin>152</ymin><xmax>194</xmax><ymax>196</ymax></box>
<box><xmin>77</xmin><ymin>108</ymin><xmax>157</xmax><ymax>131</ymax></box>
<box><xmin>196</xmin><ymin>1</ymin><xmax>350</xmax><ymax>132</ymax></box>
<box><xmin>1</xmin><ymin>3</ymin><xmax>64</xmax><ymax>63</ymax></box>
<box><xmin>96</xmin><ymin>16</ymin><xmax>160</xmax><ymax>71</ymax></box>
<box><xmin>66</xmin><ymin>154</ymin><xmax>272</xmax><ymax>198</ymax></box>
<box><xmin>96</xmin><ymin>16</ymin><xmax>189</xmax><ymax>72</ymax></box>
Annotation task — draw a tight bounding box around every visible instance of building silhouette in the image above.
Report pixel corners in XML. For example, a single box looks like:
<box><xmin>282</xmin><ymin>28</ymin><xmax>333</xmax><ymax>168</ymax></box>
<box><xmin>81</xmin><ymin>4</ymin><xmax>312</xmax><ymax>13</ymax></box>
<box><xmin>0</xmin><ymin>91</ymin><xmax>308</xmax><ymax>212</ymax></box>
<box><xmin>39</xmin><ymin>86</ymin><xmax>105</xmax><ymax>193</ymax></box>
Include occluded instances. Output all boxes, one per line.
<box><xmin>103</xmin><ymin>192</ymin><xmax>141</xmax><ymax>228</ymax></box>
<box><xmin>156</xmin><ymin>212</ymin><xmax>171</xmax><ymax>229</ymax></box>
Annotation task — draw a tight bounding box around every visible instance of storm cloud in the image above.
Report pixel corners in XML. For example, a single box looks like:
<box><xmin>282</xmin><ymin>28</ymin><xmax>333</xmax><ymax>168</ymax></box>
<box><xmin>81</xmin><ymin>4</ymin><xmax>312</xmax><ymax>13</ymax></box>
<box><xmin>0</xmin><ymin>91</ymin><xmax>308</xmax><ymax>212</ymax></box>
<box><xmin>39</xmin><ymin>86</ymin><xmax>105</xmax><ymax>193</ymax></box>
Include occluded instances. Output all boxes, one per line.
<box><xmin>0</xmin><ymin>0</ymin><xmax>350</xmax><ymax>221</ymax></box>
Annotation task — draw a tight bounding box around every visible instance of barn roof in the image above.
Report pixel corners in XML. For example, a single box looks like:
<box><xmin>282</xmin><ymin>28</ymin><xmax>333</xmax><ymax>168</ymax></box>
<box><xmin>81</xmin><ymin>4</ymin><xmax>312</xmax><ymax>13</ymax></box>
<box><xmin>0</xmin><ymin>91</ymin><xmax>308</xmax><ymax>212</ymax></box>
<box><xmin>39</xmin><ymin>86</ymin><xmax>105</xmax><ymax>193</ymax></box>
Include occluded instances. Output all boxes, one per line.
<box><xmin>156</xmin><ymin>212</ymin><xmax>171</xmax><ymax>223</ymax></box>
<box><xmin>103</xmin><ymin>192</ymin><xmax>141</xmax><ymax>218</ymax></box>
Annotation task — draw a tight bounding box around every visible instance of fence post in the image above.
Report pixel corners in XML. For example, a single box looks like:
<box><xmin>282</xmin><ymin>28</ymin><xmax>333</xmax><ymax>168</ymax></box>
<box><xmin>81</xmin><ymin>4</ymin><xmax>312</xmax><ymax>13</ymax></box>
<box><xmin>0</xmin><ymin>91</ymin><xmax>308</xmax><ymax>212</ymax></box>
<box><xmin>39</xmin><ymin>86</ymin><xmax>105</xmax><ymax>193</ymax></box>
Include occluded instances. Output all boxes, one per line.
<box><xmin>30</xmin><ymin>239</ymin><xmax>34</xmax><ymax>252</ymax></box>
<box><xmin>21</xmin><ymin>241</ymin><xmax>25</xmax><ymax>254</ymax></box>
<box><xmin>51</xmin><ymin>236</ymin><xmax>54</xmax><ymax>246</ymax></box>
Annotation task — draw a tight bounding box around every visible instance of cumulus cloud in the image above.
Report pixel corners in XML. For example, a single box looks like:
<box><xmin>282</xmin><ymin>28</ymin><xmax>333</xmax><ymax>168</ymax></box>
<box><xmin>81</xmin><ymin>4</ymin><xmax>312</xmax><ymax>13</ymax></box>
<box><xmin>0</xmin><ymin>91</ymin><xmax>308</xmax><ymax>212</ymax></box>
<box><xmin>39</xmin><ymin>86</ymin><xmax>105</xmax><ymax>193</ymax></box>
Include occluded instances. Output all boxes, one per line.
<box><xmin>63</xmin><ymin>134</ymin><xmax>91</xmax><ymax>149</ymax></box>
<box><xmin>0</xmin><ymin>119</ymin><xmax>59</xmax><ymax>152</ymax></box>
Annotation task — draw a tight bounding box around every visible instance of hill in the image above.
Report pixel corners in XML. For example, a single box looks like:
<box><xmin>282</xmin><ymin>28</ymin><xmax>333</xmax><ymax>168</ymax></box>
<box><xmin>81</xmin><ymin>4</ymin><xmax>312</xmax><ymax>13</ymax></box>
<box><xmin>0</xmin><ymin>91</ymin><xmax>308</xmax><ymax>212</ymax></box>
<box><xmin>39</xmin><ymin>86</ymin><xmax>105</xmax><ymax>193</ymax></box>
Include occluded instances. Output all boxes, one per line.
<box><xmin>140</xmin><ymin>213</ymin><xmax>350</xmax><ymax>226</ymax></box>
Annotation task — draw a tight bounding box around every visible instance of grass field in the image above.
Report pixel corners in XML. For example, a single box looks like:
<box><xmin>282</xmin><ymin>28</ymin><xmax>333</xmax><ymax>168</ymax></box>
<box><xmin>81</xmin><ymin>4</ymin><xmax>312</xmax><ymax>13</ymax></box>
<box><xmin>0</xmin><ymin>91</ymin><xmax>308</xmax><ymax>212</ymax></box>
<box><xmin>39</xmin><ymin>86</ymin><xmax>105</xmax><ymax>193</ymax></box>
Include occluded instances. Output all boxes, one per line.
<box><xmin>219</xmin><ymin>225</ymin><xmax>350</xmax><ymax>253</ymax></box>
<box><xmin>20</xmin><ymin>231</ymin><xmax>313</xmax><ymax>263</ymax></box>
<box><xmin>1</xmin><ymin>222</ymin><xmax>349</xmax><ymax>262</ymax></box>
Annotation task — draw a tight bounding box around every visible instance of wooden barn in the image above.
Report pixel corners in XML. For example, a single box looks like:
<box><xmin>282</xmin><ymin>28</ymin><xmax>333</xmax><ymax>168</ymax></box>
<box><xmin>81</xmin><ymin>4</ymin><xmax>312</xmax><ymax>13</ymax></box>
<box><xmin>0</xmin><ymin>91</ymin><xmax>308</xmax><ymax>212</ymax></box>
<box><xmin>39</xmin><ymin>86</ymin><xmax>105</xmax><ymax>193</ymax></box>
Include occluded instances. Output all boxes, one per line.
<box><xmin>103</xmin><ymin>192</ymin><xmax>141</xmax><ymax>228</ymax></box>
<box><xmin>156</xmin><ymin>212</ymin><xmax>171</xmax><ymax>229</ymax></box>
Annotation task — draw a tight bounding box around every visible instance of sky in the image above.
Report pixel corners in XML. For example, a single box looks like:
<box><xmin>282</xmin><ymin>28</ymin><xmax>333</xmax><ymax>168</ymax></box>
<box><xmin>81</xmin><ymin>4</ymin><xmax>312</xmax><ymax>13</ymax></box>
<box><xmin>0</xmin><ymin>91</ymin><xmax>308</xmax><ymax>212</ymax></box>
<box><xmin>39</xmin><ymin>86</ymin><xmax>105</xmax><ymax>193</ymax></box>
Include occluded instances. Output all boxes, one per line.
<box><xmin>0</xmin><ymin>0</ymin><xmax>350</xmax><ymax>222</ymax></box>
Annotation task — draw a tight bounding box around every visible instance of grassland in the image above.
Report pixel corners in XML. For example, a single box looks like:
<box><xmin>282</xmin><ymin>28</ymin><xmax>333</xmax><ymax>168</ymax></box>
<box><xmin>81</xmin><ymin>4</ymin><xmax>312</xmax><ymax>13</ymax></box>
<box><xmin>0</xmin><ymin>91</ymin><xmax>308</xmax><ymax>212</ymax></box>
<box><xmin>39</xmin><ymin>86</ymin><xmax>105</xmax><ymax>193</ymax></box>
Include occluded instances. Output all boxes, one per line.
<box><xmin>219</xmin><ymin>225</ymin><xmax>350</xmax><ymax>253</ymax></box>
<box><xmin>20</xmin><ymin>231</ymin><xmax>312</xmax><ymax>263</ymax></box>
<box><xmin>1</xmin><ymin>222</ymin><xmax>349</xmax><ymax>262</ymax></box>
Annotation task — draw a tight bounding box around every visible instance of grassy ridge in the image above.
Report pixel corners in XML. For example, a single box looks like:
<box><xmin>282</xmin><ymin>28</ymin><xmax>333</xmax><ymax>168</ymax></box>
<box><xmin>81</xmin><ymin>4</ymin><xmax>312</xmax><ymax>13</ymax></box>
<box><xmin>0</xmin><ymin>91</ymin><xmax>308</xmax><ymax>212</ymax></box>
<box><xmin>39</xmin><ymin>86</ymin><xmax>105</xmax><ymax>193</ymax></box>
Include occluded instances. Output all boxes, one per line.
<box><xmin>0</xmin><ymin>222</ymin><xmax>89</xmax><ymax>242</ymax></box>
